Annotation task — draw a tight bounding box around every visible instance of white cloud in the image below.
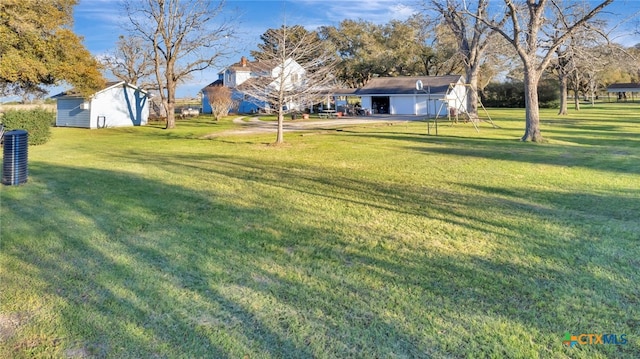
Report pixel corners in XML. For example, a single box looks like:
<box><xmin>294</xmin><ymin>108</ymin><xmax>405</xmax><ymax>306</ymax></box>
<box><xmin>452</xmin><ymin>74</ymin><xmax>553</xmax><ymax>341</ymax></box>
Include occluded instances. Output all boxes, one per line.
<box><xmin>294</xmin><ymin>0</ymin><xmax>417</xmax><ymax>24</ymax></box>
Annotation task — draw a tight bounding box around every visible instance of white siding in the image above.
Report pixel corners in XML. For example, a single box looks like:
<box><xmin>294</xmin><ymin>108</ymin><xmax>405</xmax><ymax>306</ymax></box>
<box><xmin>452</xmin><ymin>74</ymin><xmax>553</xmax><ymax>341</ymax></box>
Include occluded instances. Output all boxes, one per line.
<box><xmin>91</xmin><ymin>85</ymin><xmax>149</xmax><ymax>128</ymax></box>
<box><xmin>359</xmin><ymin>95</ymin><xmax>447</xmax><ymax>116</ymax></box>
<box><xmin>414</xmin><ymin>95</ymin><xmax>443</xmax><ymax>116</ymax></box>
<box><xmin>234</xmin><ymin>70</ymin><xmax>252</xmax><ymax>86</ymax></box>
<box><xmin>443</xmin><ymin>80</ymin><xmax>468</xmax><ymax>114</ymax></box>
<box><xmin>361</xmin><ymin>96</ymin><xmax>372</xmax><ymax>113</ymax></box>
<box><xmin>390</xmin><ymin>96</ymin><xmax>414</xmax><ymax>115</ymax></box>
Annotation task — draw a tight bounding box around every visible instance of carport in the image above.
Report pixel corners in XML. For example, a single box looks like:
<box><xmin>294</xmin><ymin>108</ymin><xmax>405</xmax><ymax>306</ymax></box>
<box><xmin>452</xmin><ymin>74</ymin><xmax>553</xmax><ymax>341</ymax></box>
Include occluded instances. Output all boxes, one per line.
<box><xmin>606</xmin><ymin>83</ymin><xmax>640</xmax><ymax>102</ymax></box>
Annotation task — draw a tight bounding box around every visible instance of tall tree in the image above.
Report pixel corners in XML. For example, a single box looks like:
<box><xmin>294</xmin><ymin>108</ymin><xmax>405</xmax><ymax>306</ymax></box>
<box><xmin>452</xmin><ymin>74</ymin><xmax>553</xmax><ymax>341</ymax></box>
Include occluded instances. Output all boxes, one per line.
<box><xmin>319</xmin><ymin>20</ymin><xmax>386</xmax><ymax>87</ymax></box>
<box><xmin>320</xmin><ymin>18</ymin><xmax>459</xmax><ymax>87</ymax></box>
<box><xmin>101</xmin><ymin>35</ymin><xmax>156</xmax><ymax>89</ymax></box>
<box><xmin>124</xmin><ymin>0</ymin><xmax>235</xmax><ymax>129</ymax></box>
<box><xmin>474</xmin><ymin>0</ymin><xmax>613</xmax><ymax>142</ymax></box>
<box><xmin>243</xmin><ymin>25</ymin><xmax>338</xmax><ymax>144</ymax></box>
<box><xmin>550</xmin><ymin>3</ymin><xmax>610</xmax><ymax>114</ymax></box>
<box><xmin>427</xmin><ymin>0</ymin><xmax>499</xmax><ymax>120</ymax></box>
<box><xmin>0</xmin><ymin>0</ymin><xmax>104</xmax><ymax>97</ymax></box>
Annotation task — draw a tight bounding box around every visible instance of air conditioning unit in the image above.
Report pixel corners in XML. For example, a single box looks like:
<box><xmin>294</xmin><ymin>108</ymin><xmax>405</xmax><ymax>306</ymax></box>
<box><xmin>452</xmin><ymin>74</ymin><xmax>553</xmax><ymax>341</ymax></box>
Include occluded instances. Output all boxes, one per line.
<box><xmin>80</xmin><ymin>102</ymin><xmax>90</xmax><ymax>110</ymax></box>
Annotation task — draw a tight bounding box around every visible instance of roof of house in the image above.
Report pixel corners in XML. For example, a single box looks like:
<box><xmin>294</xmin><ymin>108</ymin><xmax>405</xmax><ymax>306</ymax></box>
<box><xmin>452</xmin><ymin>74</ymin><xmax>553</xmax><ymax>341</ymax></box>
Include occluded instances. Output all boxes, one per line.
<box><xmin>606</xmin><ymin>83</ymin><xmax>640</xmax><ymax>92</ymax></box>
<box><xmin>203</xmin><ymin>80</ymin><xmax>224</xmax><ymax>88</ymax></box>
<box><xmin>51</xmin><ymin>81</ymin><xmax>147</xmax><ymax>99</ymax></box>
<box><xmin>226</xmin><ymin>56</ymin><xmax>280</xmax><ymax>73</ymax></box>
<box><xmin>355</xmin><ymin>75</ymin><xmax>464</xmax><ymax>95</ymax></box>
<box><xmin>331</xmin><ymin>88</ymin><xmax>359</xmax><ymax>96</ymax></box>
<box><xmin>235</xmin><ymin>77</ymin><xmax>274</xmax><ymax>92</ymax></box>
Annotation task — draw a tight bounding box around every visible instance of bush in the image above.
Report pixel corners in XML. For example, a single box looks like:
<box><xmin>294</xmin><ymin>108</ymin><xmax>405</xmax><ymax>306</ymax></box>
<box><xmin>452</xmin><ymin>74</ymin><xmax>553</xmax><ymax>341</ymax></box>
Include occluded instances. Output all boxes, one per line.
<box><xmin>481</xmin><ymin>78</ymin><xmax>559</xmax><ymax>108</ymax></box>
<box><xmin>1</xmin><ymin>108</ymin><xmax>54</xmax><ymax>145</ymax></box>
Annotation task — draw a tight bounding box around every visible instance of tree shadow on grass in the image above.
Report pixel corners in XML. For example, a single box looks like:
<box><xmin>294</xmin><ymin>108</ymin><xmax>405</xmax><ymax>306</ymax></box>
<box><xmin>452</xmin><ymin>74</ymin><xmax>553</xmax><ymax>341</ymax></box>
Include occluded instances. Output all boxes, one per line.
<box><xmin>1</xmin><ymin>163</ymin><xmax>318</xmax><ymax>358</ymax></box>
<box><xmin>337</xmin><ymin>131</ymin><xmax>640</xmax><ymax>175</ymax></box>
<box><xmin>112</xmin><ymin>151</ymin><xmax>639</xmax><ymax>352</ymax></box>
<box><xmin>2</xmin><ymin>156</ymin><xmax>638</xmax><ymax>357</ymax></box>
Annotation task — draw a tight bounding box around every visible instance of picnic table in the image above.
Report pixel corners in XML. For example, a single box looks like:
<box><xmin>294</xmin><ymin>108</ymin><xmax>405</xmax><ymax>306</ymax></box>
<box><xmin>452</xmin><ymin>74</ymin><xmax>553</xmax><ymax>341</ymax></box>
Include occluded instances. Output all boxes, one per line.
<box><xmin>318</xmin><ymin>110</ymin><xmax>336</xmax><ymax>118</ymax></box>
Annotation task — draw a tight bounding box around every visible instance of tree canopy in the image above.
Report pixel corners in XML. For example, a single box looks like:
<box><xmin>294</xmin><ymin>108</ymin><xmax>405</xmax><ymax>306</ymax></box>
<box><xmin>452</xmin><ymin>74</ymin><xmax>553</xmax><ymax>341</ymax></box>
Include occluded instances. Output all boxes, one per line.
<box><xmin>319</xmin><ymin>17</ymin><xmax>461</xmax><ymax>88</ymax></box>
<box><xmin>101</xmin><ymin>35</ymin><xmax>156</xmax><ymax>90</ymax></box>
<box><xmin>0</xmin><ymin>0</ymin><xmax>105</xmax><ymax>98</ymax></box>
<box><xmin>124</xmin><ymin>0</ymin><xmax>235</xmax><ymax>129</ymax></box>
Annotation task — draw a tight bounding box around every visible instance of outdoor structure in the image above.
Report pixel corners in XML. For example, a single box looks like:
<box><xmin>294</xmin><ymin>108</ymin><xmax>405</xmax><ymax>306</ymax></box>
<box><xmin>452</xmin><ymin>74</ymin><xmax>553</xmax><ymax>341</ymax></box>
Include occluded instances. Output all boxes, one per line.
<box><xmin>354</xmin><ymin>75</ymin><xmax>468</xmax><ymax>116</ymax></box>
<box><xmin>606</xmin><ymin>83</ymin><xmax>640</xmax><ymax>102</ymax></box>
<box><xmin>53</xmin><ymin>81</ymin><xmax>149</xmax><ymax>128</ymax></box>
<box><xmin>201</xmin><ymin>56</ymin><xmax>306</xmax><ymax>114</ymax></box>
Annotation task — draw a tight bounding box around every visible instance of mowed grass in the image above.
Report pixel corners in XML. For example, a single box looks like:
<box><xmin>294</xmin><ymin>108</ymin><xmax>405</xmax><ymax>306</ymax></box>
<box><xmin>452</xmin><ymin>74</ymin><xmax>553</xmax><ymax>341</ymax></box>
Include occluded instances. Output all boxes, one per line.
<box><xmin>1</xmin><ymin>104</ymin><xmax>639</xmax><ymax>358</ymax></box>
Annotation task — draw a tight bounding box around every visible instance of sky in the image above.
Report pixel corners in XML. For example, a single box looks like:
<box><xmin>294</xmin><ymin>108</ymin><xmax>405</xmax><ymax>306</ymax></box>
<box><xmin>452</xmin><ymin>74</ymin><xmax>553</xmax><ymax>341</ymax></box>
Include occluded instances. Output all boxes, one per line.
<box><xmin>6</xmin><ymin>0</ymin><xmax>640</xmax><ymax>101</ymax></box>
<box><xmin>69</xmin><ymin>0</ymin><xmax>417</xmax><ymax>99</ymax></box>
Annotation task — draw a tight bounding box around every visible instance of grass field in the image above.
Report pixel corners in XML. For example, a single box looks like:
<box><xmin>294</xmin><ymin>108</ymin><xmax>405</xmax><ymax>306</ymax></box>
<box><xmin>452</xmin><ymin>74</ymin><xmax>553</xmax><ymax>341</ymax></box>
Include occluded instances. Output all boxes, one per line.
<box><xmin>1</xmin><ymin>104</ymin><xmax>639</xmax><ymax>358</ymax></box>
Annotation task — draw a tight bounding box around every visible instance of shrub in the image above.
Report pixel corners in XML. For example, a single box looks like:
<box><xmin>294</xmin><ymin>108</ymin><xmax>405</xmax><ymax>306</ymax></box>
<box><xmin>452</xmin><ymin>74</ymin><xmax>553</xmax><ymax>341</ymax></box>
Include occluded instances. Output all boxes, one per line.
<box><xmin>204</xmin><ymin>85</ymin><xmax>235</xmax><ymax>121</ymax></box>
<box><xmin>481</xmin><ymin>78</ymin><xmax>559</xmax><ymax>108</ymax></box>
<box><xmin>1</xmin><ymin>108</ymin><xmax>54</xmax><ymax>145</ymax></box>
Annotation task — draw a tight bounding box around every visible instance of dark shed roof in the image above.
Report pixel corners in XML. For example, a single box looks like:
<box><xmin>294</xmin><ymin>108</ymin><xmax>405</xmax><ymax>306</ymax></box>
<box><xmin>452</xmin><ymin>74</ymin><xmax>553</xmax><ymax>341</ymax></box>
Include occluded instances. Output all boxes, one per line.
<box><xmin>356</xmin><ymin>75</ymin><xmax>463</xmax><ymax>95</ymax></box>
<box><xmin>606</xmin><ymin>83</ymin><xmax>640</xmax><ymax>92</ymax></box>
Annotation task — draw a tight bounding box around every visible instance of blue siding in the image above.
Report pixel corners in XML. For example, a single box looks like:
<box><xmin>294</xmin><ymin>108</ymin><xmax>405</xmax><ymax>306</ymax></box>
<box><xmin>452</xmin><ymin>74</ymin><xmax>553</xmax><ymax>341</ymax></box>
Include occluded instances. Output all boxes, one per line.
<box><xmin>202</xmin><ymin>89</ymin><xmax>261</xmax><ymax>114</ymax></box>
<box><xmin>202</xmin><ymin>91</ymin><xmax>212</xmax><ymax>114</ymax></box>
<box><xmin>56</xmin><ymin>98</ymin><xmax>90</xmax><ymax>128</ymax></box>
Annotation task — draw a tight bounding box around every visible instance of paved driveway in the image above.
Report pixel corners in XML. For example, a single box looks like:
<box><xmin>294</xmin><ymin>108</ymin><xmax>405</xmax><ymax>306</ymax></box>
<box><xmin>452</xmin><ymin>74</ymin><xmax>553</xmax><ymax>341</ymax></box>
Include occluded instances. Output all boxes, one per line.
<box><xmin>204</xmin><ymin>115</ymin><xmax>426</xmax><ymax>137</ymax></box>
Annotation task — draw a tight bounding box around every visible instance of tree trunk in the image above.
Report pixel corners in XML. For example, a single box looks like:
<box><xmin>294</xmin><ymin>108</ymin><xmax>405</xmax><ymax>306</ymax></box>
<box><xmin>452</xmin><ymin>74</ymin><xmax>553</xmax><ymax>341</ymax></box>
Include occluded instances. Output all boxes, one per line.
<box><xmin>522</xmin><ymin>69</ymin><xmax>544</xmax><ymax>142</ymax></box>
<box><xmin>573</xmin><ymin>88</ymin><xmax>580</xmax><ymax>112</ymax></box>
<box><xmin>165</xmin><ymin>84</ymin><xmax>176</xmax><ymax>129</ymax></box>
<box><xmin>276</xmin><ymin>110</ymin><xmax>284</xmax><ymax>144</ymax></box>
<box><xmin>558</xmin><ymin>73</ymin><xmax>568</xmax><ymax>115</ymax></box>
<box><xmin>165</xmin><ymin>70</ymin><xmax>176</xmax><ymax>129</ymax></box>
<box><xmin>466</xmin><ymin>66</ymin><xmax>480</xmax><ymax>120</ymax></box>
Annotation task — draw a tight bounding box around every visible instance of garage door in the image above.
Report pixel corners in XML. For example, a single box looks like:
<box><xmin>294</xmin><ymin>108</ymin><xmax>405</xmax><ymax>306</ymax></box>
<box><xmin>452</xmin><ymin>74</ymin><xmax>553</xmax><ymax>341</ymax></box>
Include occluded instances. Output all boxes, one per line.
<box><xmin>390</xmin><ymin>96</ymin><xmax>415</xmax><ymax>115</ymax></box>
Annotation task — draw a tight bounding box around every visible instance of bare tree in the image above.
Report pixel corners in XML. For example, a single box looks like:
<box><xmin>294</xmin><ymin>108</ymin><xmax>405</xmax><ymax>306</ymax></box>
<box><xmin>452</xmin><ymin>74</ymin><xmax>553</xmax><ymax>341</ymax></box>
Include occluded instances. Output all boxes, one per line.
<box><xmin>472</xmin><ymin>0</ymin><xmax>613</xmax><ymax>142</ymax></box>
<box><xmin>550</xmin><ymin>3</ymin><xmax>610</xmax><ymax>115</ymax></box>
<box><xmin>241</xmin><ymin>26</ymin><xmax>338</xmax><ymax>144</ymax></box>
<box><xmin>124</xmin><ymin>0</ymin><xmax>235</xmax><ymax>129</ymax></box>
<box><xmin>204</xmin><ymin>85</ymin><xmax>234</xmax><ymax>121</ymax></box>
<box><xmin>101</xmin><ymin>35</ymin><xmax>156</xmax><ymax>89</ymax></box>
<box><xmin>427</xmin><ymin>0</ymin><xmax>501</xmax><ymax>120</ymax></box>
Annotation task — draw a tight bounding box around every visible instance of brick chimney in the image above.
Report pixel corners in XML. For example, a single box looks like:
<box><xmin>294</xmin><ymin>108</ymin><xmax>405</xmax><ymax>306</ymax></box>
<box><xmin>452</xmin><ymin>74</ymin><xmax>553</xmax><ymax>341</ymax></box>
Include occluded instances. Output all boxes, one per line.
<box><xmin>241</xmin><ymin>56</ymin><xmax>247</xmax><ymax>67</ymax></box>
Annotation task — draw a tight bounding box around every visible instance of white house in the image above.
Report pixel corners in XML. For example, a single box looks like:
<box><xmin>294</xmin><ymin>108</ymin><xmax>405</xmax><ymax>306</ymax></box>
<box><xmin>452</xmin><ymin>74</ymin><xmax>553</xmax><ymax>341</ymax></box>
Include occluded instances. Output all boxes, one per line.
<box><xmin>202</xmin><ymin>56</ymin><xmax>306</xmax><ymax>114</ymax></box>
<box><xmin>53</xmin><ymin>81</ymin><xmax>149</xmax><ymax>128</ymax></box>
<box><xmin>355</xmin><ymin>75</ymin><xmax>468</xmax><ymax>116</ymax></box>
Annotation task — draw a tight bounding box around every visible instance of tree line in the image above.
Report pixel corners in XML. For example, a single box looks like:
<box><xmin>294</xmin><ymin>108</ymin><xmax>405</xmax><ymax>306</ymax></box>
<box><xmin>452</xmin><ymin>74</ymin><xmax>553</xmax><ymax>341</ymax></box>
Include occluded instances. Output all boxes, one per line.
<box><xmin>2</xmin><ymin>0</ymin><xmax>638</xmax><ymax>142</ymax></box>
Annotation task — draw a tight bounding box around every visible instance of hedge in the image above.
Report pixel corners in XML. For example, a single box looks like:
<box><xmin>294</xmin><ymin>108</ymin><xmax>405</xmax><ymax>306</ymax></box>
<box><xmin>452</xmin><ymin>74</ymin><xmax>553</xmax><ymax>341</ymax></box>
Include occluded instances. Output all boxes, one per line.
<box><xmin>1</xmin><ymin>108</ymin><xmax>54</xmax><ymax>145</ymax></box>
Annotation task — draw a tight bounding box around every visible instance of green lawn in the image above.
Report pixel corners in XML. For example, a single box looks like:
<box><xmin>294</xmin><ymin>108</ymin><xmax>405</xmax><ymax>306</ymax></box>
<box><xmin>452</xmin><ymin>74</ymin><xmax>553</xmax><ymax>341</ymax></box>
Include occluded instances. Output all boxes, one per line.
<box><xmin>1</xmin><ymin>104</ymin><xmax>639</xmax><ymax>358</ymax></box>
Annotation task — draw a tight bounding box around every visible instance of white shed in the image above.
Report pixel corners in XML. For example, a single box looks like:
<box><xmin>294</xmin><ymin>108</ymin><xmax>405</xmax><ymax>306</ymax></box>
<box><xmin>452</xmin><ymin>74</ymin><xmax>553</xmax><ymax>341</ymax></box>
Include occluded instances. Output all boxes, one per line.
<box><xmin>53</xmin><ymin>81</ymin><xmax>149</xmax><ymax>128</ymax></box>
<box><xmin>356</xmin><ymin>75</ymin><xmax>467</xmax><ymax>117</ymax></box>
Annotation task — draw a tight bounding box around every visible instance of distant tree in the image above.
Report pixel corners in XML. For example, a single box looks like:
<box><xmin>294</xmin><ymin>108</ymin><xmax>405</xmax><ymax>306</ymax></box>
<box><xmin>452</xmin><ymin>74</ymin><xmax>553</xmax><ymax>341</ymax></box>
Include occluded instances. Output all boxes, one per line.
<box><xmin>319</xmin><ymin>20</ymin><xmax>386</xmax><ymax>87</ymax></box>
<box><xmin>320</xmin><ymin>18</ymin><xmax>460</xmax><ymax>87</ymax></box>
<box><xmin>204</xmin><ymin>85</ymin><xmax>234</xmax><ymax>121</ymax></box>
<box><xmin>251</xmin><ymin>25</ymin><xmax>334</xmax><ymax>67</ymax></box>
<box><xmin>241</xmin><ymin>25</ymin><xmax>338</xmax><ymax>144</ymax></box>
<box><xmin>598</xmin><ymin>44</ymin><xmax>640</xmax><ymax>87</ymax></box>
<box><xmin>124</xmin><ymin>0</ymin><xmax>235</xmax><ymax>129</ymax></box>
<box><xmin>101</xmin><ymin>35</ymin><xmax>156</xmax><ymax>89</ymax></box>
<box><xmin>473</xmin><ymin>0</ymin><xmax>614</xmax><ymax>142</ymax></box>
<box><xmin>549</xmin><ymin>2</ymin><xmax>611</xmax><ymax>114</ymax></box>
<box><xmin>0</xmin><ymin>0</ymin><xmax>105</xmax><ymax>98</ymax></box>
